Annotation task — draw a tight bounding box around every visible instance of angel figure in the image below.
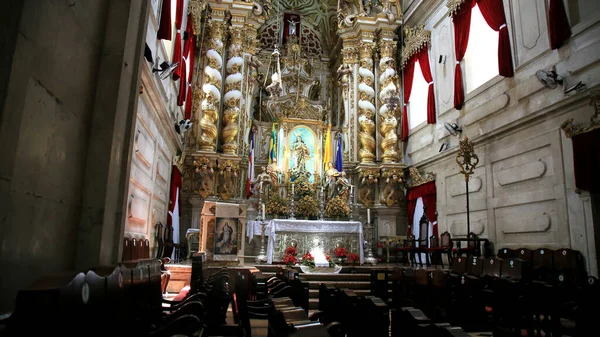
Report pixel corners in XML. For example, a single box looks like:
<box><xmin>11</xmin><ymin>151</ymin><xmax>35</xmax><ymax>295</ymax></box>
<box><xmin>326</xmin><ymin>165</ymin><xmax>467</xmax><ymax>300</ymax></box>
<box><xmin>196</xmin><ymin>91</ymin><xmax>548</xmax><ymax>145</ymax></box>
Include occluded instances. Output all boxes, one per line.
<box><xmin>334</xmin><ymin>171</ymin><xmax>353</xmax><ymax>201</ymax></box>
<box><xmin>218</xmin><ymin>164</ymin><xmax>238</xmax><ymax>200</ymax></box>
<box><xmin>267</xmin><ymin>159</ymin><xmax>280</xmax><ymax>187</ymax></box>
<box><xmin>337</xmin><ymin>64</ymin><xmax>353</xmax><ymax>89</ymax></box>
<box><xmin>254</xmin><ymin>166</ymin><xmax>272</xmax><ymax>194</ymax></box>
<box><xmin>194</xmin><ymin>160</ymin><xmax>215</xmax><ymax>198</ymax></box>
<box><xmin>358</xmin><ymin>172</ymin><xmax>378</xmax><ymax>207</ymax></box>
<box><xmin>381</xmin><ymin>173</ymin><xmax>403</xmax><ymax>206</ymax></box>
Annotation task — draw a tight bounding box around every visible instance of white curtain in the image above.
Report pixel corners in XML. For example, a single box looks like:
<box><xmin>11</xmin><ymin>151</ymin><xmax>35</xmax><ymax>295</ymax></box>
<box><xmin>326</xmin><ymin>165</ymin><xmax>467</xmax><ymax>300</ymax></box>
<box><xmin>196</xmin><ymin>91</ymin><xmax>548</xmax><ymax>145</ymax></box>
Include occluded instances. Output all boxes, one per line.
<box><xmin>412</xmin><ymin>197</ymin><xmax>433</xmax><ymax>263</ymax></box>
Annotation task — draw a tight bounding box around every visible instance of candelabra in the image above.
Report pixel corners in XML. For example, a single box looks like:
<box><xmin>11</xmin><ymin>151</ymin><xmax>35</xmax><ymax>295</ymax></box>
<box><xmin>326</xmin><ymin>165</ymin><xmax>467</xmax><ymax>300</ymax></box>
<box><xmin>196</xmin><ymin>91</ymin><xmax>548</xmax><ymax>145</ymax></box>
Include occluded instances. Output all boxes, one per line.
<box><xmin>289</xmin><ymin>192</ymin><xmax>296</xmax><ymax>220</ymax></box>
<box><xmin>456</xmin><ymin>136</ymin><xmax>479</xmax><ymax>236</ymax></box>
<box><xmin>255</xmin><ymin>220</ymin><xmax>268</xmax><ymax>264</ymax></box>
<box><xmin>348</xmin><ymin>189</ymin><xmax>354</xmax><ymax>220</ymax></box>
<box><xmin>256</xmin><ymin>190</ymin><xmax>263</xmax><ymax>221</ymax></box>
<box><xmin>363</xmin><ymin>220</ymin><xmax>377</xmax><ymax>265</ymax></box>
<box><xmin>319</xmin><ymin>188</ymin><xmax>325</xmax><ymax>220</ymax></box>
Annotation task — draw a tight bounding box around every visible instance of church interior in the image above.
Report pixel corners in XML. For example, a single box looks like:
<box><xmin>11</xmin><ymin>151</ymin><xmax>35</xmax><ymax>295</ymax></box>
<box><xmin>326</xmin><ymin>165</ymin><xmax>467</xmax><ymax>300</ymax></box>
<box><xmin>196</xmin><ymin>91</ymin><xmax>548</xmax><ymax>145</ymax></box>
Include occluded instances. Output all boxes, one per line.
<box><xmin>0</xmin><ymin>0</ymin><xmax>599</xmax><ymax>336</ymax></box>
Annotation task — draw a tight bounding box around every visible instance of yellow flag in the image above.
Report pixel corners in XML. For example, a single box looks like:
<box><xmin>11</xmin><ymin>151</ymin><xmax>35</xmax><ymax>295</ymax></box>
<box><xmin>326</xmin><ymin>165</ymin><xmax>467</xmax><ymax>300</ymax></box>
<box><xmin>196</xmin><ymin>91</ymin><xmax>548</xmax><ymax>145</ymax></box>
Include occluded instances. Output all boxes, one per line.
<box><xmin>323</xmin><ymin>124</ymin><xmax>332</xmax><ymax>166</ymax></box>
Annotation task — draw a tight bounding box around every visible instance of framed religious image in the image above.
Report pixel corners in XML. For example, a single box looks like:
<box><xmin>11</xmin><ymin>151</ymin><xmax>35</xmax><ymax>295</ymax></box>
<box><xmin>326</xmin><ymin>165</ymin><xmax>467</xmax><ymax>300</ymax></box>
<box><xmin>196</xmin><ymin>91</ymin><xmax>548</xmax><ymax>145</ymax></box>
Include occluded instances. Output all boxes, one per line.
<box><xmin>214</xmin><ymin>217</ymin><xmax>239</xmax><ymax>255</ymax></box>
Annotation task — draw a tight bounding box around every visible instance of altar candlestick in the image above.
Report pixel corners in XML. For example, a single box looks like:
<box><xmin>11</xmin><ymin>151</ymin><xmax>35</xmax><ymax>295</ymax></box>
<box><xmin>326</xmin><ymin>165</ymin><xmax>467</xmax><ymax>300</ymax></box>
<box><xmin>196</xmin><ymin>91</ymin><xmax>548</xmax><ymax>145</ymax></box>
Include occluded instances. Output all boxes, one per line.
<box><xmin>292</xmin><ymin>183</ymin><xmax>295</xmax><ymax>195</ymax></box>
<box><xmin>367</xmin><ymin>208</ymin><xmax>371</xmax><ymax>224</ymax></box>
<box><xmin>262</xmin><ymin>203</ymin><xmax>265</xmax><ymax>220</ymax></box>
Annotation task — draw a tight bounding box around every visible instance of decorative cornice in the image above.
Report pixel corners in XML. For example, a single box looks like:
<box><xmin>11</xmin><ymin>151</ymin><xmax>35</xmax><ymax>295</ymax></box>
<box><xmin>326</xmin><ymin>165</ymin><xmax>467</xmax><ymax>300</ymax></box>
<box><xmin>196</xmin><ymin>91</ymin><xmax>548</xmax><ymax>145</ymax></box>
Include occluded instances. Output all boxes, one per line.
<box><xmin>561</xmin><ymin>89</ymin><xmax>600</xmax><ymax>138</ymax></box>
<box><xmin>400</xmin><ymin>25</ymin><xmax>431</xmax><ymax>68</ymax></box>
<box><xmin>446</xmin><ymin>0</ymin><xmax>467</xmax><ymax>16</ymax></box>
<box><xmin>407</xmin><ymin>167</ymin><xmax>435</xmax><ymax>188</ymax></box>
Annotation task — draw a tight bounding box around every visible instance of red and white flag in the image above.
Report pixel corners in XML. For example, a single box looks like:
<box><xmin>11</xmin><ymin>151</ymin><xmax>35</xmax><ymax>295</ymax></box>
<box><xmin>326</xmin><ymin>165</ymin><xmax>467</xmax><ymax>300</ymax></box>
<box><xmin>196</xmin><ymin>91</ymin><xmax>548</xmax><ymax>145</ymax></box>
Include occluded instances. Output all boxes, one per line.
<box><xmin>246</xmin><ymin>129</ymin><xmax>255</xmax><ymax>198</ymax></box>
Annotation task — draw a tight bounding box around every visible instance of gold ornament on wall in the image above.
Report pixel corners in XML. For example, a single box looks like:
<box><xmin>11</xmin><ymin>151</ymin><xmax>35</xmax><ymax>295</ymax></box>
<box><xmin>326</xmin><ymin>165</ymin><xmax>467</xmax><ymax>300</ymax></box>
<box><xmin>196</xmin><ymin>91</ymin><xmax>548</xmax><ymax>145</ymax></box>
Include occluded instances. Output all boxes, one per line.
<box><xmin>407</xmin><ymin>167</ymin><xmax>435</xmax><ymax>188</ymax></box>
<box><xmin>561</xmin><ymin>89</ymin><xmax>600</xmax><ymax>138</ymax></box>
<box><xmin>358</xmin><ymin>168</ymin><xmax>380</xmax><ymax>207</ymax></box>
<box><xmin>217</xmin><ymin>160</ymin><xmax>239</xmax><ymax>201</ymax></box>
<box><xmin>381</xmin><ymin>168</ymin><xmax>404</xmax><ymax>207</ymax></box>
<box><xmin>446</xmin><ymin>0</ymin><xmax>468</xmax><ymax>16</ymax></box>
<box><xmin>193</xmin><ymin>157</ymin><xmax>215</xmax><ymax>199</ymax></box>
<box><xmin>400</xmin><ymin>25</ymin><xmax>431</xmax><ymax>69</ymax></box>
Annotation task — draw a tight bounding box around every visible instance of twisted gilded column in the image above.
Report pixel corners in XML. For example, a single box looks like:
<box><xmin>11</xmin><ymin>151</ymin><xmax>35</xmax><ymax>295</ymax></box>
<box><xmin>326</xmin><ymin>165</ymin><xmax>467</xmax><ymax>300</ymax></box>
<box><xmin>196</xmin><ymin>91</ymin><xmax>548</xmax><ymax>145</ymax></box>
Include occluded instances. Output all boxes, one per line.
<box><xmin>221</xmin><ymin>25</ymin><xmax>244</xmax><ymax>154</ymax></box>
<box><xmin>199</xmin><ymin>19</ymin><xmax>225</xmax><ymax>151</ymax></box>
<box><xmin>378</xmin><ymin>38</ymin><xmax>399</xmax><ymax>163</ymax></box>
<box><xmin>357</xmin><ymin>42</ymin><xmax>376</xmax><ymax>163</ymax></box>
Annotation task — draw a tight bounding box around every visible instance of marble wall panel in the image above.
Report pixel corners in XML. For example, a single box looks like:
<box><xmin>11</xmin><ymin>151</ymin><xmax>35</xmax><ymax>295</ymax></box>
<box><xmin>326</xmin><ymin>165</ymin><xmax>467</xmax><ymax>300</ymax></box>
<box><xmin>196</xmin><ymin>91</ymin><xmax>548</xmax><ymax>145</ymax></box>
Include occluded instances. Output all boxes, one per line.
<box><xmin>431</xmin><ymin>13</ymin><xmax>455</xmax><ymax>115</ymax></box>
<box><xmin>508</xmin><ymin>0</ymin><xmax>549</xmax><ymax>68</ymax></box>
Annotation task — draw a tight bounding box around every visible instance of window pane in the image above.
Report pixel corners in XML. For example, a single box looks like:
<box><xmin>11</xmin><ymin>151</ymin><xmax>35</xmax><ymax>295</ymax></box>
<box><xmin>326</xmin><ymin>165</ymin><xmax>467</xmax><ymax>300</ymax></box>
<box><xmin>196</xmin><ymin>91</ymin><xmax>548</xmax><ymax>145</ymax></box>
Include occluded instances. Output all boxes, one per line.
<box><xmin>464</xmin><ymin>5</ymin><xmax>499</xmax><ymax>93</ymax></box>
<box><xmin>408</xmin><ymin>60</ymin><xmax>429</xmax><ymax>130</ymax></box>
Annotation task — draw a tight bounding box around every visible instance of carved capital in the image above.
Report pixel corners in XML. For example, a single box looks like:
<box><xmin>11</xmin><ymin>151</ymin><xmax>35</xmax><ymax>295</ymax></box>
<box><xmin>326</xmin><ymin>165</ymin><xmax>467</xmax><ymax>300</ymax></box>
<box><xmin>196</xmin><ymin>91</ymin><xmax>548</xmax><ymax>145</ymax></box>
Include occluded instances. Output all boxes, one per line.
<box><xmin>358</xmin><ymin>42</ymin><xmax>375</xmax><ymax>60</ymax></box>
<box><xmin>229</xmin><ymin>26</ymin><xmax>244</xmax><ymax>46</ymax></box>
<box><xmin>342</xmin><ymin>47</ymin><xmax>359</xmax><ymax>64</ymax></box>
<box><xmin>379</xmin><ymin>39</ymin><xmax>397</xmax><ymax>59</ymax></box>
<box><xmin>208</xmin><ymin>20</ymin><xmax>226</xmax><ymax>39</ymax></box>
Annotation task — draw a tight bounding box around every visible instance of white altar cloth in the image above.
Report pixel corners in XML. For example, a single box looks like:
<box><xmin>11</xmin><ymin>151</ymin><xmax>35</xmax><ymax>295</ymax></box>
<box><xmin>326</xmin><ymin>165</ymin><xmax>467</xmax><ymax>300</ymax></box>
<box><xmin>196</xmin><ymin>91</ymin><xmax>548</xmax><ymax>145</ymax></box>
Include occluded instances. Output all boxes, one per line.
<box><xmin>246</xmin><ymin>220</ymin><xmax>271</xmax><ymax>243</ymax></box>
<box><xmin>266</xmin><ymin>219</ymin><xmax>364</xmax><ymax>264</ymax></box>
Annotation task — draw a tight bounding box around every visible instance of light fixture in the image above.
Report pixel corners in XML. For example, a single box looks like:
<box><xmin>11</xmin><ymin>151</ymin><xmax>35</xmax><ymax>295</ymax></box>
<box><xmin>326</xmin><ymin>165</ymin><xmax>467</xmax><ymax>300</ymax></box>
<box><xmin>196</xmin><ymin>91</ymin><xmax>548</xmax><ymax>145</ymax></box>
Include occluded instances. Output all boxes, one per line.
<box><xmin>444</xmin><ymin>122</ymin><xmax>462</xmax><ymax>136</ymax></box>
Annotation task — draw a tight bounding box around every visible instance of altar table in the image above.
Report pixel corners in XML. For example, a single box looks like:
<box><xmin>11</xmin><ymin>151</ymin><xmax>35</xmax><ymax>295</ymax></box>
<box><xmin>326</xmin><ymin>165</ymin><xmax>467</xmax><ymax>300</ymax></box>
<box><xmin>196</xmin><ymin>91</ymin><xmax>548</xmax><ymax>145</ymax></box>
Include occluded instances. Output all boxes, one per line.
<box><xmin>266</xmin><ymin>219</ymin><xmax>364</xmax><ymax>264</ymax></box>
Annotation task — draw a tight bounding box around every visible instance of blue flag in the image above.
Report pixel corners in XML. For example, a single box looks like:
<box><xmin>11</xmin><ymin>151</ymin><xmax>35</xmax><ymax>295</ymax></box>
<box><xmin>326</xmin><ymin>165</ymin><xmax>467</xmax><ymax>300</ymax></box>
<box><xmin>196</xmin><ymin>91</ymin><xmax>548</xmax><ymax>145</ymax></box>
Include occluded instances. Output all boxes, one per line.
<box><xmin>335</xmin><ymin>133</ymin><xmax>343</xmax><ymax>172</ymax></box>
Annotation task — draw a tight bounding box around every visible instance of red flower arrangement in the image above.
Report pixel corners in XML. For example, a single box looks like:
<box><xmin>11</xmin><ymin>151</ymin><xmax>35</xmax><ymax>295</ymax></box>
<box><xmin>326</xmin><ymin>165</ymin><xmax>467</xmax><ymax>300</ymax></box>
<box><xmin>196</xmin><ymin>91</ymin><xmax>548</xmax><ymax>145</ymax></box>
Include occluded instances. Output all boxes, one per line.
<box><xmin>282</xmin><ymin>246</ymin><xmax>299</xmax><ymax>266</ymax></box>
<box><xmin>301</xmin><ymin>252</ymin><xmax>316</xmax><ymax>268</ymax></box>
<box><xmin>283</xmin><ymin>254</ymin><xmax>297</xmax><ymax>266</ymax></box>
<box><xmin>334</xmin><ymin>246</ymin><xmax>348</xmax><ymax>258</ymax></box>
<box><xmin>285</xmin><ymin>246</ymin><xmax>298</xmax><ymax>257</ymax></box>
<box><xmin>347</xmin><ymin>253</ymin><xmax>360</xmax><ymax>265</ymax></box>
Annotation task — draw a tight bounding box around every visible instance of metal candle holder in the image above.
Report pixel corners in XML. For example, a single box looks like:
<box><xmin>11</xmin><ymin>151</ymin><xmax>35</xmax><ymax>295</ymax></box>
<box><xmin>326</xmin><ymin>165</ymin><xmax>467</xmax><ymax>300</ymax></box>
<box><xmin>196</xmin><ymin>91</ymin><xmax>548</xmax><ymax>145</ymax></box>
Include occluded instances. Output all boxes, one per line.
<box><xmin>363</xmin><ymin>219</ymin><xmax>377</xmax><ymax>265</ymax></box>
<box><xmin>255</xmin><ymin>220</ymin><xmax>268</xmax><ymax>263</ymax></box>
<box><xmin>319</xmin><ymin>188</ymin><xmax>325</xmax><ymax>220</ymax></box>
<box><xmin>455</xmin><ymin>136</ymin><xmax>479</xmax><ymax>236</ymax></box>
<box><xmin>289</xmin><ymin>189</ymin><xmax>296</xmax><ymax>220</ymax></box>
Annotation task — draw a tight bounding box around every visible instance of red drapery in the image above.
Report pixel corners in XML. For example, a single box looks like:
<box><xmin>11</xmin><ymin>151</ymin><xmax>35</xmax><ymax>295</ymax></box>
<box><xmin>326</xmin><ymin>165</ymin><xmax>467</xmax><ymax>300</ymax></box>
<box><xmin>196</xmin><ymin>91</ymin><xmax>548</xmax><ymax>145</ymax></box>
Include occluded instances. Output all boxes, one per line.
<box><xmin>401</xmin><ymin>57</ymin><xmax>415</xmax><ymax>142</ymax></box>
<box><xmin>406</xmin><ymin>181</ymin><xmax>438</xmax><ymax>236</ymax></box>
<box><xmin>417</xmin><ymin>48</ymin><xmax>437</xmax><ymax>124</ymax></box>
<box><xmin>172</xmin><ymin>0</ymin><xmax>185</xmax><ymax>80</ymax></box>
<box><xmin>477</xmin><ymin>0</ymin><xmax>514</xmax><ymax>77</ymax></box>
<box><xmin>572</xmin><ymin>129</ymin><xmax>600</xmax><ymax>193</ymax></box>
<box><xmin>168</xmin><ymin>165</ymin><xmax>182</xmax><ymax>226</ymax></box>
<box><xmin>177</xmin><ymin>58</ymin><xmax>187</xmax><ymax>106</ymax></box>
<box><xmin>452</xmin><ymin>0</ymin><xmax>475</xmax><ymax>110</ymax></box>
<box><xmin>157</xmin><ymin>0</ymin><xmax>172</xmax><ymax>40</ymax></box>
<box><xmin>549</xmin><ymin>0</ymin><xmax>572</xmax><ymax>50</ymax></box>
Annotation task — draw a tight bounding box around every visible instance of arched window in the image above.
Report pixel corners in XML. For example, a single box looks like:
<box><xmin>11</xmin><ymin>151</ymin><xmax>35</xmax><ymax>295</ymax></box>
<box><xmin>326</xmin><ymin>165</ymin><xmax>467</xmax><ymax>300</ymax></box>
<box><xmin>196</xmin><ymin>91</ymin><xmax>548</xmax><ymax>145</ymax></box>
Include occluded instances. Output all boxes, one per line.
<box><xmin>409</xmin><ymin>60</ymin><xmax>430</xmax><ymax>129</ymax></box>
<box><xmin>463</xmin><ymin>4</ymin><xmax>499</xmax><ymax>93</ymax></box>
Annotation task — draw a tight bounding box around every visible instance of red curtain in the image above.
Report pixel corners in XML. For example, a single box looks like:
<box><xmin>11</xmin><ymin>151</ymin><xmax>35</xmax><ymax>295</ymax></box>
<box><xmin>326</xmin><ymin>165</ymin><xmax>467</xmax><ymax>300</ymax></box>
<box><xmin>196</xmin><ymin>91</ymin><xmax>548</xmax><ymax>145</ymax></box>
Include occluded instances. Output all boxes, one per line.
<box><xmin>477</xmin><ymin>0</ymin><xmax>514</xmax><ymax>77</ymax></box>
<box><xmin>417</xmin><ymin>48</ymin><xmax>437</xmax><ymax>124</ymax></box>
<box><xmin>406</xmin><ymin>181</ymin><xmax>438</xmax><ymax>236</ymax></box>
<box><xmin>168</xmin><ymin>165</ymin><xmax>182</xmax><ymax>226</ymax></box>
<box><xmin>177</xmin><ymin>58</ymin><xmax>187</xmax><ymax>106</ymax></box>
<box><xmin>572</xmin><ymin>129</ymin><xmax>600</xmax><ymax>193</ymax></box>
<box><xmin>157</xmin><ymin>0</ymin><xmax>172</xmax><ymax>40</ymax></box>
<box><xmin>172</xmin><ymin>0</ymin><xmax>185</xmax><ymax>80</ymax></box>
<box><xmin>452</xmin><ymin>0</ymin><xmax>475</xmax><ymax>110</ymax></box>
<box><xmin>401</xmin><ymin>57</ymin><xmax>415</xmax><ymax>142</ymax></box>
<box><xmin>549</xmin><ymin>0</ymin><xmax>572</xmax><ymax>50</ymax></box>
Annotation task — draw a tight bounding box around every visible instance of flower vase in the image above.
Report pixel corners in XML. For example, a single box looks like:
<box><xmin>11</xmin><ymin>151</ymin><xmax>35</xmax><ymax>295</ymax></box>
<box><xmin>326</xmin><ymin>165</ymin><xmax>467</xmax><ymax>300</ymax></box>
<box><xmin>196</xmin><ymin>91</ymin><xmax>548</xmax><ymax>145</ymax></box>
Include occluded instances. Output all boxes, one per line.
<box><xmin>338</xmin><ymin>257</ymin><xmax>346</xmax><ymax>266</ymax></box>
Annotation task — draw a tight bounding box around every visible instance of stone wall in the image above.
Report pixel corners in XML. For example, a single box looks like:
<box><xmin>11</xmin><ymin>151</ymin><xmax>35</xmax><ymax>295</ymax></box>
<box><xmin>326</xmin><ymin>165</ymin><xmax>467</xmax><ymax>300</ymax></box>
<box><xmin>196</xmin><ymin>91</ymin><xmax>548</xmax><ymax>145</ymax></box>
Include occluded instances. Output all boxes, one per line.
<box><xmin>124</xmin><ymin>0</ymin><xmax>186</xmax><ymax>257</ymax></box>
<box><xmin>404</xmin><ymin>0</ymin><xmax>600</xmax><ymax>276</ymax></box>
<box><xmin>0</xmin><ymin>0</ymin><xmax>149</xmax><ymax>312</ymax></box>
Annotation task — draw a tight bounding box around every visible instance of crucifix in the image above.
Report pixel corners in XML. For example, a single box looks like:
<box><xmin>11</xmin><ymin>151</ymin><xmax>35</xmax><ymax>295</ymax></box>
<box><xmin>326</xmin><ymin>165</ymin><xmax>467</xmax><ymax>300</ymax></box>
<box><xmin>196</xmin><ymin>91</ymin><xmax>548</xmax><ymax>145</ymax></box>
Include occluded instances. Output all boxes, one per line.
<box><xmin>287</xmin><ymin>18</ymin><xmax>299</xmax><ymax>36</ymax></box>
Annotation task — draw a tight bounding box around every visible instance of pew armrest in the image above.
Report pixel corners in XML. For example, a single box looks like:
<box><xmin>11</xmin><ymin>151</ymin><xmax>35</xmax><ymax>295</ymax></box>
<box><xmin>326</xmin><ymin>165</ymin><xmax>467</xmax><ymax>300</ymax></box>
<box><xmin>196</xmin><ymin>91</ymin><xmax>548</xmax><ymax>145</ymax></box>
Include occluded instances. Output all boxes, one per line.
<box><xmin>308</xmin><ymin>310</ymin><xmax>324</xmax><ymax>322</ymax></box>
<box><xmin>162</xmin><ymin>291</ymin><xmax>207</xmax><ymax>307</ymax></box>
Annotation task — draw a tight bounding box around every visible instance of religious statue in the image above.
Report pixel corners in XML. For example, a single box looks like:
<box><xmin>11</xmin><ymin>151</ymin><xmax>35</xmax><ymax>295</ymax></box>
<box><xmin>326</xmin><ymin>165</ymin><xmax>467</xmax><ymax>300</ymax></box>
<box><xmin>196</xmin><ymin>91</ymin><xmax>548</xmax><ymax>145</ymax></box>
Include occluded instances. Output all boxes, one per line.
<box><xmin>254</xmin><ymin>166</ymin><xmax>272</xmax><ymax>193</ymax></box>
<box><xmin>267</xmin><ymin>159</ymin><xmax>280</xmax><ymax>187</ymax></box>
<box><xmin>217</xmin><ymin>161</ymin><xmax>238</xmax><ymax>200</ymax></box>
<box><xmin>194</xmin><ymin>158</ymin><xmax>215</xmax><ymax>199</ymax></box>
<box><xmin>360</xmin><ymin>0</ymin><xmax>373</xmax><ymax>16</ymax></box>
<box><xmin>337</xmin><ymin>64</ymin><xmax>353</xmax><ymax>90</ymax></box>
<box><xmin>334</xmin><ymin>171</ymin><xmax>352</xmax><ymax>201</ymax></box>
<box><xmin>308</xmin><ymin>79</ymin><xmax>321</xmax><ymax>101</ymax></box>
<box><xmin>381</xmin><ymin>171</ymin><xmax>403</xmax><ymax>206</ymax></box>
<box><xmin>290</xmin><ymin>134</ymin><xmax>310</xmax><ymax>181</ymax></box>
<box><xmin>288</xmin><ymin>18</ymin><xmax>299</xmax><ymax>36</ymax></box>
<box><xmin>266</xmin><ymin>72</ymin><xmax>282</xmax><ymax>98</ymax></box>
<box><xmin>325</xmin><ymin>162</ymin><xmax>340</xmax><ymax>200</ymax></box>
<box><xmin>358</xmin><ymin>171</ymin><xmax>379</xmax><ymax>207</ymax></box>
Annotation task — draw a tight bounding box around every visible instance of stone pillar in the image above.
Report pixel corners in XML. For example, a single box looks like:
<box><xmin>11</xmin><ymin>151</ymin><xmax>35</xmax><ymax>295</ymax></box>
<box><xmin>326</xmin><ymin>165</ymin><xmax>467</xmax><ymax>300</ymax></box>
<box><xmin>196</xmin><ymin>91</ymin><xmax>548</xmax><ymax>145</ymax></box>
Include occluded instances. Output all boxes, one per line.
<box><xmin>198</xmin><ymin>15</ymin><xmax>226</xmax><ymax>151</ymax></box>
<box><xmin>357</xmin><ymin>41</ymin><xmax>377</xmax><ymax>163</ymax></box>
<box><xmin>76</xmin><ymin>0</ymin><xmax>150</xmax><ymax>269</ymax></box>
<box><xmin>378</xmin><ymin>33</ymin><xmax>400</xmax><ymax>163</ymax></box>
